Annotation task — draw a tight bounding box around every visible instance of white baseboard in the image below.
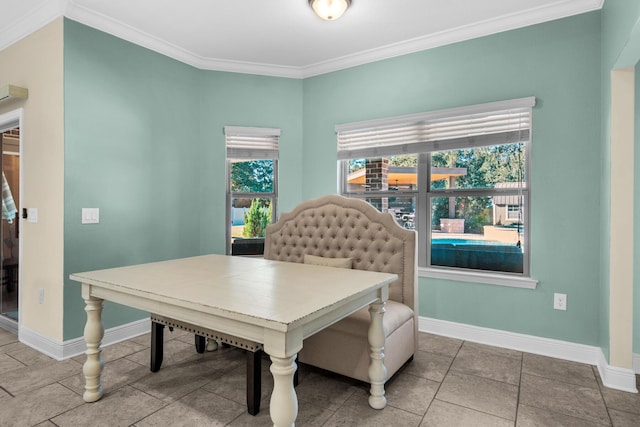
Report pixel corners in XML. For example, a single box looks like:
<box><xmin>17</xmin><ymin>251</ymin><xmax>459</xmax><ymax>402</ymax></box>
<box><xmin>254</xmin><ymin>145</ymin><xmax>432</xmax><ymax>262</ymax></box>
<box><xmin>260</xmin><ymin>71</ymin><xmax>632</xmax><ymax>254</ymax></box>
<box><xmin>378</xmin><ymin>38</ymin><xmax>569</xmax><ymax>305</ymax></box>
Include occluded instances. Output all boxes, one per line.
<box><xmin>19</xmin><ymin>318</ymin><xmax>151</xmax><ymax>361</ymax></box>
<box><xmin>419</xmin><ymin>316</ymin><xmax>638</xmax><ymax>393</ymax></box>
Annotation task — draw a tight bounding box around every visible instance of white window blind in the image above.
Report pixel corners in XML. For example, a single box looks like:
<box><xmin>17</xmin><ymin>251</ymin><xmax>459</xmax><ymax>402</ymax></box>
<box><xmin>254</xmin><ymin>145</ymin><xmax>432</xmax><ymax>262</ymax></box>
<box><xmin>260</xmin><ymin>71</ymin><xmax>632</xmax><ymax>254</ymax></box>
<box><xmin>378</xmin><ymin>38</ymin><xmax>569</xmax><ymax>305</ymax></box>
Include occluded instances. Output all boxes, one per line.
<box><xmin>336</xmin><ymin>97</ymin><xmax>535</xmax><ymax>160</ymax></box>
<box><xmin>225</xmin><ymin>126</ymin><xmax>280</xmax><ymax>160</ymax></box>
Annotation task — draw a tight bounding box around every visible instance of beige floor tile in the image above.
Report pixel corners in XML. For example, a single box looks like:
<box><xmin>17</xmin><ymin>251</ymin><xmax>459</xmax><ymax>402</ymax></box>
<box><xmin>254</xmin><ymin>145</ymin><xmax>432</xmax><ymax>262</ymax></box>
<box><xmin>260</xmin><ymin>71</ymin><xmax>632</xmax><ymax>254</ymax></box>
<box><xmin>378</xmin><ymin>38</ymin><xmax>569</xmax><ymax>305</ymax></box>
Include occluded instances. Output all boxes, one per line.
<box><xmin>130</xmin><ymin>356</ymin><xmax>225</xmax><ymax>403</ymax></box>
<box><xmin>418</xmin><ymin>333</ymin><xmax>462</xmax><ymax>358</ymax></box>
<box><xmin>125</xmin><ymin>337</ymin><xmax>197</xmax><ymax>367</ymax></box>
<box><xmin>227</xmin><ymin>404</ymin><xmax>274</xmax><ymax>427</ymax></box>
<box><xmin>0</xmin><ymin>383</ymin><xmax>83</xmax><ymax>427</ymax></box>
<box><xmin>0</xmin><ymin>328</ymin><xmax>636</xmax><ymax>427</ymax></box>
<box><xmin>436</xmin><ymin>370</ymin><xmax>519</xmax><ymax>420</ymax></box>
<box><xmin>135</xmin><ymin>388</ymin><xmax>245</xmax><ymax>426</ymax></box>
<box><xmin>609</xmin><ymin>408</ymin><xmax>640</xmax><ymax>427</ymax></box>
<box><xmin>60</xmin><ymin>357</ymin><xmax>151</xmax><ymax>396</ymax></box>
<box><xmin>228</xmin><ymin>397</ymin><xmax>336</xmax><ymax>427</ymax></box>
<box><xmin>420</xmin><ymin>399</ymin><xmax>513</xmax><ymax>427</ymax></box>
<box><xmin>599</xmin><ymin>383</ymin><xmax>640</xmax><ymax>416</ymax></box>
<box><xmin>516</xmin><ymin>403</ymin><xmax>608</xmax><ymax>427</ymax></box>
<box><xmin>323</xmin><ymin>392</ymin><xmax>422</xmax><ymax>427</ymax></box>
<box><xmin>0</xmin><ymin>340</ymin><xmax>27</xmax><ymax>354</ymax></box>
<box><xmin>52</xmin><ymin>385</ymin><xmax>165</xmax><ymax>427</ymax></box>
<box><xmin>0</xmin><ymin>387</ymin><xmax>11</xmax><ymax>399</ymax></box>
<box><xmin>522</xmin><ymin>353</ymin><xmax>597</xmax><ymax>388</ymax></box>
<box><xmin>385</xmin><ymin>372</ymin><xmax>439</xmax><ymax>415</ymax></box>
<box><xmin>72</xmin><ymin>338</ymin><xmax>148</xmax><ymax>364</ymax></box>
<box><xmin>520</xmin><ymin>374</ymin><xmax>610</xmax><ymax>425</ymax></box>
<box><xmin>0</xmin><ymin>329</ymin><xmax>18</xmax><ymax>346</ymax></box>
<box><xmin>461</xmin><ymin>341</ymin><xmax>522</xmax><ymax>360</ymax></box>
<box><xmin>294</xmin><ymin>366</ymin><xmax>361</xmax><ymax>411</ymax></box>
<box><xmin>4</xmin><ymin>344</ymin><xmax>55</xmax><ymax>366</ymax></box>
<box><xmin>0</xmin><ymin>352</ymin><xmax>25</xmax><ymax>374</ymax></box>
<box><xmin>0</xmin><ymin>358</ymin><xmax>82</xmax><ymax>396</ymax></box>
<box><xmin>402</xmin><ymin>350</ymin><xmax>453</xmax><ymax>383</ymax></box>
<box><xmin>450</xmin><ymin>342</ymin><xmax>522</xmax><ymax>385</ymax></box>
<box><xmin>203</xmin><ymin>359</ymin><xmax>274</xmax><ymax>407</ymax></box>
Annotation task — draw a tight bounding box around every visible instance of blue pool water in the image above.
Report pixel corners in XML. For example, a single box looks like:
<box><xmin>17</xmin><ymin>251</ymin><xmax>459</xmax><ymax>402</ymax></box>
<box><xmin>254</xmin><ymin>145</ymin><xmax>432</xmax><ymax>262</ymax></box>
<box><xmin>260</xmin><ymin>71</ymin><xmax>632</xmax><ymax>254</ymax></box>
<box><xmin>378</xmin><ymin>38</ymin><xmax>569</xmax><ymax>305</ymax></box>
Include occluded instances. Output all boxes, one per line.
<box><xmin>432</xmin><ymin>239</ymin><xmax>517</xmax><ymax>247</ymax></box>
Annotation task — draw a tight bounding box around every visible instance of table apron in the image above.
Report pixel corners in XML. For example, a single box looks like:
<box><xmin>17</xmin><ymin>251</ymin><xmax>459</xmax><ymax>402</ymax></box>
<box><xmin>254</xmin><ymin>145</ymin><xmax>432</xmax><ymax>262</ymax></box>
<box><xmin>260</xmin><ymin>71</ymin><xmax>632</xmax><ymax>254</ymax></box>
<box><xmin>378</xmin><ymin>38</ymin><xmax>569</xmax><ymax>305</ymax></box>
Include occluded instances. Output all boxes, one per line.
<box><xmin>84</xmin><ymin>284</ymin><xmax>272</xmax><ymax>344</ymax></box>
<box><xmin>301</xmin><ymin>290</ymin><xmax>385</xmax><ymax>339</ymax></box>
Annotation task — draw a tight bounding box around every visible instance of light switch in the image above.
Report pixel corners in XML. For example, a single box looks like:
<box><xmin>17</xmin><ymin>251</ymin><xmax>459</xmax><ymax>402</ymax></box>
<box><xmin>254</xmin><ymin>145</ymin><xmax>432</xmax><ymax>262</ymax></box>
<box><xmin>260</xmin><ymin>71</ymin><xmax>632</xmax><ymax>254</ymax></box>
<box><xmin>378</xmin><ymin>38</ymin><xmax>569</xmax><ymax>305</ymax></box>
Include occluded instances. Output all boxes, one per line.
<box><xmin>82</xmin><ymin>208</ymin><xmax>99</xmax><ymax>224</ymax></box>
<box><xmin>27</xmin><ymin>208</ymin><xmax>38</xmax><ymax>223</ymax></box>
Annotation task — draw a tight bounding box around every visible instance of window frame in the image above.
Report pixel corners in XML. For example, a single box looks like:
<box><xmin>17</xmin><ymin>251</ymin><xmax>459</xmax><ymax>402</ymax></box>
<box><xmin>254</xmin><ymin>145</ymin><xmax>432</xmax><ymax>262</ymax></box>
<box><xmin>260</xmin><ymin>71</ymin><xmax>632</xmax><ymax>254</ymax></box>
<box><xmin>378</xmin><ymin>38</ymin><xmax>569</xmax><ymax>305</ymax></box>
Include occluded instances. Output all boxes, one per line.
<box><xmin>337</xmin><ymin>99</ymin><xmax>538</xmax><ymax>289</ymax></box>
<box><xmin>225</xmin><ymin>126</ymin><xmax>280</xmax><ymax>256</ymax></box>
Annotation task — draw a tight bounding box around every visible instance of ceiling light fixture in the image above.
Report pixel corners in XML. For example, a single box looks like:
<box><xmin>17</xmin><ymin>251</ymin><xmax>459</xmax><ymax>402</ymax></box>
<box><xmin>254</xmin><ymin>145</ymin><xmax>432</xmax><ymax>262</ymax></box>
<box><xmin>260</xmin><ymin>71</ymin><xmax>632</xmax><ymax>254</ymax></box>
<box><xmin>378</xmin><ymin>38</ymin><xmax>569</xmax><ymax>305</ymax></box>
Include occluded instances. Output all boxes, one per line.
<box><xmin>309</xmin><ymin>0</ymin><xmax>351</xmax><ymax>21</ymax></box>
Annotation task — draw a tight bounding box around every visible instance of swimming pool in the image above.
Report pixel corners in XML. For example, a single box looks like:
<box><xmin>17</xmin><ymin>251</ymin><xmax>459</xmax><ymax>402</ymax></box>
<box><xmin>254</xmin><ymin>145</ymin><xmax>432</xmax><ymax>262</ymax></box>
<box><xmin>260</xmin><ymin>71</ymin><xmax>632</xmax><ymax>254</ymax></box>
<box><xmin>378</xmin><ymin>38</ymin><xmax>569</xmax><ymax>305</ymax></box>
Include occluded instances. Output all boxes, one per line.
<box><xmin>432</xmin><ymin>238</ymin><xmax>518</xmax><ymax>247</ymax></box>
<box><xmin>431</xmin><ymin>239</ymin><xmax>523</xmax><ymax>273</ymax></box>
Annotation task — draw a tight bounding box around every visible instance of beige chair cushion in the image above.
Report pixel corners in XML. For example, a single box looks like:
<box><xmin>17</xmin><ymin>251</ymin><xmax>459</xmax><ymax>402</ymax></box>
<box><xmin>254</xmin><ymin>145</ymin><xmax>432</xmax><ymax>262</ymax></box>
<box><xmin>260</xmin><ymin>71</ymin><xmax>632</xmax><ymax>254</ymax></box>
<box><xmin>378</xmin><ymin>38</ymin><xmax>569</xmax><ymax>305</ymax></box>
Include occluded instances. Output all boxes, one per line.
<box><xmin>304</xmin><ymin>254</ymin><xmax>352</xmax><ymax>269</ymax></box>
<box><xmin>325</xmin><ymin>300</ymin><xmax>413</xmax><ymax>337</ymax></box>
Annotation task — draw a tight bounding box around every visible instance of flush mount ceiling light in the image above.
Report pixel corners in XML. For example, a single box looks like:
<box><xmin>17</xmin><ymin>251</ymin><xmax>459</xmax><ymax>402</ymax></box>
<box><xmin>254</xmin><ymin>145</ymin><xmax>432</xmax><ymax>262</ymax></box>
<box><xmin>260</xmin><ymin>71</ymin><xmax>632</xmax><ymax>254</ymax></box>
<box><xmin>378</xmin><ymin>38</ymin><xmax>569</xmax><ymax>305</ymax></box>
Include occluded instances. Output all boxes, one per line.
<box><xmin>309</xmin><ymin>0</ymin><xmax>351</xmax><ymax>21</ymax></box>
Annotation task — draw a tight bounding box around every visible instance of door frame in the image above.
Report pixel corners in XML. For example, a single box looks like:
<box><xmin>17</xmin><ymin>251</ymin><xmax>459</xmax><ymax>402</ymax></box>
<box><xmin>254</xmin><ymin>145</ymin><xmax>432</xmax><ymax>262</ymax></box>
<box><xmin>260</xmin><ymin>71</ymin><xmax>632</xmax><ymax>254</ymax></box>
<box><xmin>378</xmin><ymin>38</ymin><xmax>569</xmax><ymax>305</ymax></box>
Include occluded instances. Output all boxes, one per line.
<box><xmin>0</xmin><ymin>108</ymin><xmax>23</xmax><ymax>335</ymax></box>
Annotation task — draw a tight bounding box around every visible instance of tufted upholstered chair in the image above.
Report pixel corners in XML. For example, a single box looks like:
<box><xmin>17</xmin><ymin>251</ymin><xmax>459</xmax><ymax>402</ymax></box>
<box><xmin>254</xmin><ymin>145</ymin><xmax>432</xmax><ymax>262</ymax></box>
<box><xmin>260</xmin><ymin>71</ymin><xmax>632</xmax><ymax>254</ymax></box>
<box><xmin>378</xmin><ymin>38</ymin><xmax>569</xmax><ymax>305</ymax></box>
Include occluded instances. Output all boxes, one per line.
<box><xmin>264</xmin><ymin>194</ymin><xmax>417</xmax><ymax>383</ymax></box>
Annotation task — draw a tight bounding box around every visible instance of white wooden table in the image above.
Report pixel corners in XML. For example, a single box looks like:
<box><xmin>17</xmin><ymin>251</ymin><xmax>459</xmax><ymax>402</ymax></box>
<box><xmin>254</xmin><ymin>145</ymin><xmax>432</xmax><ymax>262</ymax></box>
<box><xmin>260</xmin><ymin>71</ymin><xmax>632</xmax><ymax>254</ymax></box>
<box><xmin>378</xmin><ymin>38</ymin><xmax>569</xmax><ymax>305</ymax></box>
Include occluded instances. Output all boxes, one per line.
<box><xmin>70</xmin><ymin>254</ymin><xmax>396</xmax><ymax>427</ymax></box>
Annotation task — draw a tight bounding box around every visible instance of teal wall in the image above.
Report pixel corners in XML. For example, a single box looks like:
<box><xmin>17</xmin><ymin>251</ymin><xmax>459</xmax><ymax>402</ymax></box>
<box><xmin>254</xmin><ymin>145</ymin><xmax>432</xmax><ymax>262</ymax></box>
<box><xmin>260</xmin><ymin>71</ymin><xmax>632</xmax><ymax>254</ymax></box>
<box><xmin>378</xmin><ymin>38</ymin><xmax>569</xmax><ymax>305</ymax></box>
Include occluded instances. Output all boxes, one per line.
<box><xmin>600</xmin><ymin>0</ymin><xmax>640</xmax><ymax>357</ymax></box>
<box><xmin>63</xmin><ymin>20</ymin><xmax>302</xmax><ymax>339</ymax></box>
<box><xmin>303</xmin><ymin>12</ymin><xmax>603</xmax><ymax>345</ymax></box>
<box><xmin>61</xmin><ymin>8</ymin><xmax>637</xmax><ymax>353</ymax></box>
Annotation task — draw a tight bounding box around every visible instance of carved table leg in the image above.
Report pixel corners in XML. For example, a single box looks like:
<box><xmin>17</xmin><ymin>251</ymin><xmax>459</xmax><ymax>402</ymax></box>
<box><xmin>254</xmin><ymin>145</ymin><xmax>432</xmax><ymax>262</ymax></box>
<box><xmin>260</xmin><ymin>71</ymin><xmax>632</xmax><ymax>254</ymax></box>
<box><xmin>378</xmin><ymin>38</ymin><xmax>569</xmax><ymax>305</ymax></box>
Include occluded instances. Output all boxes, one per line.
<box><xmin>368</xmin><ymin>300</ymin><xmax>387</xmax><ymax>409</ymax></box>
<box><xmin>269</xmin><ymin>355</ymin><xmax>298</xmax><ymax>427</ymax></box>
<box><xmin>83</xmin><ymin>296</ymin><xmax>105</xmax><ymax>403</ymax></box>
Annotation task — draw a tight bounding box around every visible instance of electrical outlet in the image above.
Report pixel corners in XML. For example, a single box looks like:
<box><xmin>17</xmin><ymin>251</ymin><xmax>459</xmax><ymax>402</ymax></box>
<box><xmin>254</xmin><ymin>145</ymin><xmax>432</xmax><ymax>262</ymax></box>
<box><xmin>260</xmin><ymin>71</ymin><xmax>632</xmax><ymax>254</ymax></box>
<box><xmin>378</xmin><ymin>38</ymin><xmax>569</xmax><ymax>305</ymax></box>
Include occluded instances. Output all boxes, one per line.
<box><xmin>553</xmin><ymin>293</ymin><xmax>567</xmax><ymax>311</ymax></box>
<box><xmin>38</xmin><ymin>288</ymin><xmax>44</xmax><ymax>304</ymax></box>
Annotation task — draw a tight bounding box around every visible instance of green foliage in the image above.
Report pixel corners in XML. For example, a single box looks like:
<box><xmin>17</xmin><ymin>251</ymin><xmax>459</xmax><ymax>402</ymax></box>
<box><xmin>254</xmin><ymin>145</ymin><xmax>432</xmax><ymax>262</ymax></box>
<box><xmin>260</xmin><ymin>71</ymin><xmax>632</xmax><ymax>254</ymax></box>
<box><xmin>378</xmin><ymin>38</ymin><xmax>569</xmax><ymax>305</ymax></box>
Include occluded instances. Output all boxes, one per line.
<box><xmin>231</xmin><ymin>160</ymin><xmax>274</xmax><ymax>193</ymax></box>
<box><xmin>388</xmin><ymin>154</ymin><xmax>417</xmax><ymax>167</ymax></box>
<box><xmin>243</xmin><ymin>199</ymin><xmax>271</xmax><ymax>238</ymax></box>
<box><xmin>431</xmin><ymin>143</ymin><xmax>525</xmax><ymax>232</ymax></box>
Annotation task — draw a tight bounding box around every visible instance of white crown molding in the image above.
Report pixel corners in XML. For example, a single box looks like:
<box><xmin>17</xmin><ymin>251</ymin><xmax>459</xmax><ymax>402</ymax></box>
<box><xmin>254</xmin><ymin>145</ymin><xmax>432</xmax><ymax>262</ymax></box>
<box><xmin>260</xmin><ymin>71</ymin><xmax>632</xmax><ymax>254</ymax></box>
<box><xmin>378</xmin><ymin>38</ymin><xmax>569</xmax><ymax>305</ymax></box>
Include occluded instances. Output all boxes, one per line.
<box><xmin>302</xmin><ymin>0</ymin><xmax>605</xmax><ymax>77</ymax></box>
<box><xmin>19</xmin><ymin>318</ymin><xmax>150</xmax><ymax>361</ymax></box>
<box><xmin>0</xmin><ymin>0</ymin><xmax>603</xmax><ymax>78</ymax></box>
<box><xmin>0</xmin><ymin>0</ymin><xmax>65</xmax><ymax>52</ymax></box>
<box><xmin>420</xmin><ymin>316</ymin><xmax>638</xmax><ymax>393</ymax></box>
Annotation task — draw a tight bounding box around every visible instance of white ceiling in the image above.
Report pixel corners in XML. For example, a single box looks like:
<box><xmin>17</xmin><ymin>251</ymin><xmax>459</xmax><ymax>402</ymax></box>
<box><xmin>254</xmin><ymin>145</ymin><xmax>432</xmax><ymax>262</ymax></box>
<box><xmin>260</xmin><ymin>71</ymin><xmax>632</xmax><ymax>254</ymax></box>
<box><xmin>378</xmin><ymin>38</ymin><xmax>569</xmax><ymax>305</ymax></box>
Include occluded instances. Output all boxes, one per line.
<box><xmin>0</xmin><ymin>0</ymin><xmax>603</xmax><ymax>78</ymax></box>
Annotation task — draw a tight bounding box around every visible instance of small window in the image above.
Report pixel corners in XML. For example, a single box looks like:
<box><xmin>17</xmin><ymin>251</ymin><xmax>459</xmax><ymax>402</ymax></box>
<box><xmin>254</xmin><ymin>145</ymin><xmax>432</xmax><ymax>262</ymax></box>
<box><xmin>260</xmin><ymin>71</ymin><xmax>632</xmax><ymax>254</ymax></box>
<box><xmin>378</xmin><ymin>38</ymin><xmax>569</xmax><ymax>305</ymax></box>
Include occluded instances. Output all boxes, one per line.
<box><xmin>225</xmin><ymin>126</ymin><xmax>280</xmax><ymax>256</ymax></box>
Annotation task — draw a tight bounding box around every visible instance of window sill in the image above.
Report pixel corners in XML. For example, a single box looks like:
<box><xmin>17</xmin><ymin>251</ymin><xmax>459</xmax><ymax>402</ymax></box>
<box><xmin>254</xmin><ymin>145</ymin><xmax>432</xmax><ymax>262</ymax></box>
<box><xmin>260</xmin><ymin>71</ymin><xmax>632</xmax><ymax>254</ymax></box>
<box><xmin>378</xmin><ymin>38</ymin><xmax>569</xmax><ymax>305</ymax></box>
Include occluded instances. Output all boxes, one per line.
<box><xmin>419</xmin><ymin>267</ymin><xmax>538</xmax><ymax>289</ymax></box>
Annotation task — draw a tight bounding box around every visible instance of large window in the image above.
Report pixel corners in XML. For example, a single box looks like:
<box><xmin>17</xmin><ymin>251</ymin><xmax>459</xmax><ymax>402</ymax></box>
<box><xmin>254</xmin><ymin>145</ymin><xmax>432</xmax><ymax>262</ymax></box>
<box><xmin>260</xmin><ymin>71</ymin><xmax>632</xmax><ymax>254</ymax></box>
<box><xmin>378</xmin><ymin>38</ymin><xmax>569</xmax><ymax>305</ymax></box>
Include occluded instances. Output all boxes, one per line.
<box><xmin>338</xmin><ymin>98</ymin><xmax>535</xmax><ymax>285</ymax></box>
<box><xmin>225</xmin><ymin>126</ymin><xmax>279</xmax><ymax>256</ymax></box>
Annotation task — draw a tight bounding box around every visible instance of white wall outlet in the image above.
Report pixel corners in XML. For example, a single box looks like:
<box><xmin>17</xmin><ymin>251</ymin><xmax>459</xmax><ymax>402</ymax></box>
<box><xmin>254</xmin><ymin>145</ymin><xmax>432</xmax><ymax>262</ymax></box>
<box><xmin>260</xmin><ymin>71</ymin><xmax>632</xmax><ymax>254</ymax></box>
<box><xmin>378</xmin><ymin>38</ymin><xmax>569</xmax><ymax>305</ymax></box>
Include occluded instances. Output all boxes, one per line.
<box><xmin>27</xmin><ymin>208</ymin><xmax>38</xmax><ymax>223</ymax></box>
<box><xmin>38</xmin><ymin>288</ymin><xmax>44</xmax><ymax>304</ymax></box>
<box><xmin>553</xmin><ymin>293</ymin><xmax>567</xmax><ymax>311</ymax></box>
<box><xmin>82</xmin><ymin>208</ymin><xmax>100</xmax><ymax>224</ymax></box>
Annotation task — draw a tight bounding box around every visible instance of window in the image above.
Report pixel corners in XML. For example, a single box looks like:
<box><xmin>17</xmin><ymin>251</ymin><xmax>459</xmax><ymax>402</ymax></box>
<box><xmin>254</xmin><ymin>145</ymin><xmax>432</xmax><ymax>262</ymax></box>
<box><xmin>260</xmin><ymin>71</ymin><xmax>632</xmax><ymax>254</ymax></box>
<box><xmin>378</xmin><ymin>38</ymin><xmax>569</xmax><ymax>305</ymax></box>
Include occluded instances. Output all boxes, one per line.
<box><xmin>338</xmin><ymin>97</ymin><xmax>535</xmax><ymax>286</ymax></box>
<box><xmin>225</xmin><ymin>126</ymin><xmax>279</xmax><ymax>256</ymax></box>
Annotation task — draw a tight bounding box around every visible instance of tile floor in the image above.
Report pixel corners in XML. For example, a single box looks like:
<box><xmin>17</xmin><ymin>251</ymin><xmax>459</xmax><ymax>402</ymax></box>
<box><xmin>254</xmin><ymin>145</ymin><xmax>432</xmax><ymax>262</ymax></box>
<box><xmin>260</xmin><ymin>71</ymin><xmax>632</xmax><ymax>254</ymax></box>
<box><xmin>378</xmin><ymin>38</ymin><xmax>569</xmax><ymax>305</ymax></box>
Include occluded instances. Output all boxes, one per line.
<box><xmin>0</xmin><ymin>327</ymin><xmax>638</xmax><ymax>426</ymax></box>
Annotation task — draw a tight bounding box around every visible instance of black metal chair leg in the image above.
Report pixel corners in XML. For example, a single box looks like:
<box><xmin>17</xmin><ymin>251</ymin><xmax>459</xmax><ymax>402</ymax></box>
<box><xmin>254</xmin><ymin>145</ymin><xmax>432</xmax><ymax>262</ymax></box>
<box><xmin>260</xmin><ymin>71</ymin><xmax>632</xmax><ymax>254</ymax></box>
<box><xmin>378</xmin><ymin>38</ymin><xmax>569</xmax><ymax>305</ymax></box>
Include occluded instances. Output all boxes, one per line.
<box><xmin>195</xmin><ymin>335</ymin><xmax>206</xmax><ymax>353</ymax></box>
<box><xmin>150</xmin><ymin>322</ymin><xmax>164</xmax><ymax>372</ymax></box>
<box><xmin>247</xmin><ymin>349</ymin><xmax>262</xmax><ymax>415</ymax></box>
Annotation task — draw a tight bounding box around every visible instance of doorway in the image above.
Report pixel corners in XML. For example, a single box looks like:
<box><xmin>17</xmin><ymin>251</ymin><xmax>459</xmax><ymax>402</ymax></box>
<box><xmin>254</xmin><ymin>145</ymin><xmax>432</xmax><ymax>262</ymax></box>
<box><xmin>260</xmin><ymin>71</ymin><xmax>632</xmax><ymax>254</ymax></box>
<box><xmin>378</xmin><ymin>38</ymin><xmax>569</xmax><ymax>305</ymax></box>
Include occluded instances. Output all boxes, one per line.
<box><xmin>0</xmin><ymin>126</ymin><xmax>20</xmax><ymax>330</ymax></box>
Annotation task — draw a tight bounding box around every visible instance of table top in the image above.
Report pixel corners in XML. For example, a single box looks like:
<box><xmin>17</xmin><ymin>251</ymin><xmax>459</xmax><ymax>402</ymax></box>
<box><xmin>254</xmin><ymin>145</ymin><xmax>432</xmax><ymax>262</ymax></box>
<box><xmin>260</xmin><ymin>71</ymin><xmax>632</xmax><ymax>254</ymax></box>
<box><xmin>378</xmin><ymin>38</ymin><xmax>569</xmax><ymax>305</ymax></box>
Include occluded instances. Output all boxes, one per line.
<box><xmin>70</xmin><ymin>254</ymin><xmax>397</xmax><ymax>331</ymax></box>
